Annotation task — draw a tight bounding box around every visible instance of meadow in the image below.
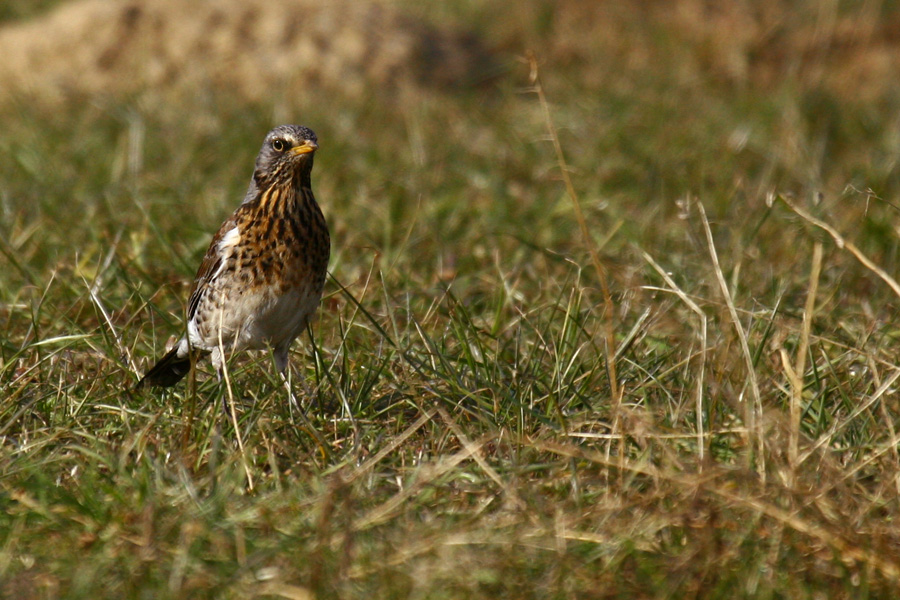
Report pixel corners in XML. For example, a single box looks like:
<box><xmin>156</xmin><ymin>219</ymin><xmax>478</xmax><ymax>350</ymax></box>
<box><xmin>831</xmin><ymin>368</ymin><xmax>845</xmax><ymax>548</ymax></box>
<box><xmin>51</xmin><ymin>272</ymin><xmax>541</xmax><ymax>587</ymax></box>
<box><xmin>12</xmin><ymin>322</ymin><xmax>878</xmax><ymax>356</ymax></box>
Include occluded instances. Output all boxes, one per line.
<box><xmin>3</xmin><ymin>1</ymin><xmax>900</xmax><ymax>597</ymax></box>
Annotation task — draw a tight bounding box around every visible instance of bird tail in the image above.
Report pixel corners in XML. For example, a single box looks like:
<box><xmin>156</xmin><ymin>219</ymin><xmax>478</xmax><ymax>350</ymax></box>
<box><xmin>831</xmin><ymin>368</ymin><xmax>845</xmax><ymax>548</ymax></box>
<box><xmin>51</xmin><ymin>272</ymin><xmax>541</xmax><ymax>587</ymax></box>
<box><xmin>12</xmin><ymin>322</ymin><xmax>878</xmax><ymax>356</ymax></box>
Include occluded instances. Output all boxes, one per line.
<box><xmin>135</xmin><ymin>347</ymin><xmax>192</xmax><ymax>389</ymax></box>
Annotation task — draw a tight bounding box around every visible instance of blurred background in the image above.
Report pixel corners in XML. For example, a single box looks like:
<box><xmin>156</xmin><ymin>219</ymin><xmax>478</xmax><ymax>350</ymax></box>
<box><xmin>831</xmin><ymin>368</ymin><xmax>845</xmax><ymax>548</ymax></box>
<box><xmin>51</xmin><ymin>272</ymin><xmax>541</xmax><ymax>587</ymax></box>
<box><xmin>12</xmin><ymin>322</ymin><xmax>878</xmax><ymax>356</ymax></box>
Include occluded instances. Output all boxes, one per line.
<box><xmin>2</xmin><ymin>0</ymin><xmax>900</xmax><ymax>298</ymax></box>
<box><xmin>3</xmin><ymin>0</ymin><xmax>900</xmax><ymax>278</ymax></box>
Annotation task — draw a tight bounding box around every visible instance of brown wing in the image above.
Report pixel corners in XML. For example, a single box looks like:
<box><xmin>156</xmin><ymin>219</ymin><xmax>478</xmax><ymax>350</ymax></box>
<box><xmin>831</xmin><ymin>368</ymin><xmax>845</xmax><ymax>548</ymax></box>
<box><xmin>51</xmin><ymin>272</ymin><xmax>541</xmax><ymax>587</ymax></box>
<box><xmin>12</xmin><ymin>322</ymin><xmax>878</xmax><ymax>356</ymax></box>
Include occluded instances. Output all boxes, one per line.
<box><xmin>186</xmin><ymin>215</ymin><xmax>238</xmax><ymax>321</ymax></box>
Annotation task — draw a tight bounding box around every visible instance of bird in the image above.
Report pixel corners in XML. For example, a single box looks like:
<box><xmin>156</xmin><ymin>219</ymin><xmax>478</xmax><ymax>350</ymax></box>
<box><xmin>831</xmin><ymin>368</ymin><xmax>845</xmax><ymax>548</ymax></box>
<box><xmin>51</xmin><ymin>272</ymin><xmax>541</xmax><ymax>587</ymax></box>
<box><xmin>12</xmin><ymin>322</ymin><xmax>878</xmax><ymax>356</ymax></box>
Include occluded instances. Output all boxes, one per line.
<box><xmin>137</xmin><ymin>124</ymin><xmax>330</xmax><ymax>389</ymax></box>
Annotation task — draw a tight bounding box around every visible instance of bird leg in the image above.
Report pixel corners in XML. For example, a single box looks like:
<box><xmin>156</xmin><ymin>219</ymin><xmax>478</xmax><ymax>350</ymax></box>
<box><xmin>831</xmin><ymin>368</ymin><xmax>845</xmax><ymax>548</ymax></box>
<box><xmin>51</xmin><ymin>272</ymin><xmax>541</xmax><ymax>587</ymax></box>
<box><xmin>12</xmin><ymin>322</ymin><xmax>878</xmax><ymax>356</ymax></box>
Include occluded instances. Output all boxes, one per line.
<box><xmin>279</xmin><ymin>364</ymin><xmax>303</xmax><ymax>419</ymax></box>
<box><xmin>280</xmin><ymin>366</ymin><xmax>331</xmax><ymax>459</ymax></box>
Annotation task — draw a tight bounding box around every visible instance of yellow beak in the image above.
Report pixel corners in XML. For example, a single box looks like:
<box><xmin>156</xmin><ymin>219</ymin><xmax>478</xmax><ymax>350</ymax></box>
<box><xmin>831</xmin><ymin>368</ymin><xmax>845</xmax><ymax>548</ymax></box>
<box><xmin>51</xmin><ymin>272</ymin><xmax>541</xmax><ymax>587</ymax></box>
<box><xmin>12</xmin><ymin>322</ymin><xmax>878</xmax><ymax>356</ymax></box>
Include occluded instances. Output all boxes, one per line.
<box><xmin>290</xmin><ymin>140</ymin><xmax>318</xmax><ymax>155</ymax></box>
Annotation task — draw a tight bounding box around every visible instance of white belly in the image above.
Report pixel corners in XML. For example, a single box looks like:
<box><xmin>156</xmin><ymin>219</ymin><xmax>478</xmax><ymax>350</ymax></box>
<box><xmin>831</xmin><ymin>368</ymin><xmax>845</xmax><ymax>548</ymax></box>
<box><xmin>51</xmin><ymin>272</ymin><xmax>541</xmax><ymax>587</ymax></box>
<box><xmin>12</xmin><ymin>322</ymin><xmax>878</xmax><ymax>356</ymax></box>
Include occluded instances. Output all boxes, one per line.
<box><xmin>248</xmin><ymin>286</ymin><xmax>322</xmax><ymax>350</ymax></box>
<box><xmin>189</xmin><ymin>284</ymin><xmax>321</xmax><ymax>353</ymax></box>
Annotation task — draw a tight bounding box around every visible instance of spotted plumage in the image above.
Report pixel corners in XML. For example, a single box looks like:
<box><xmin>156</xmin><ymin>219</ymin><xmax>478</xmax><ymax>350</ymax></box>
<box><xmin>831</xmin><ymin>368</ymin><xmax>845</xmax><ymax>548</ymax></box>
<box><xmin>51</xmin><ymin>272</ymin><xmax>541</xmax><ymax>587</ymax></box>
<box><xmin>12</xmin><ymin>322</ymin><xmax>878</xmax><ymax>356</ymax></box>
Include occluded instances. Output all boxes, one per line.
<box><xmin>137</xmin><ymin>124</ymin><xmax>330</xmax><ymax>388</ymax></box>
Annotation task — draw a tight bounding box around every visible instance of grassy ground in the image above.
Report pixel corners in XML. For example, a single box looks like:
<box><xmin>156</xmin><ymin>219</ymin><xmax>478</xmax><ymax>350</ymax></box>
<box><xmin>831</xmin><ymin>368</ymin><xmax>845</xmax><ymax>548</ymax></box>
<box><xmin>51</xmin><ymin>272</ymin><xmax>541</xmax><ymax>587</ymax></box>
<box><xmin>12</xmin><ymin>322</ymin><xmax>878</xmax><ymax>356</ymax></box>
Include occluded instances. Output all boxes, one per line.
<box><xmin>4</xmin><ymin>1</ymin><xmax>900</xmax><ymax>598</ymax></box>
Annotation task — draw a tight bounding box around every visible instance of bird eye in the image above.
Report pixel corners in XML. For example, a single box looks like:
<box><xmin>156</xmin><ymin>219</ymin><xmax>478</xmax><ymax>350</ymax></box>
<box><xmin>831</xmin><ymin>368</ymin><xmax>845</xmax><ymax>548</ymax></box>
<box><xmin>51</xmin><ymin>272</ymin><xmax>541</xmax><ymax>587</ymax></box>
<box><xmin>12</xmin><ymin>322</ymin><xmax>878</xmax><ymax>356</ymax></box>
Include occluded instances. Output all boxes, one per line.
<box><xmin>272</xmin><ymin>139</ymin><xmax>287</xmax><ymax>152</ymax></box>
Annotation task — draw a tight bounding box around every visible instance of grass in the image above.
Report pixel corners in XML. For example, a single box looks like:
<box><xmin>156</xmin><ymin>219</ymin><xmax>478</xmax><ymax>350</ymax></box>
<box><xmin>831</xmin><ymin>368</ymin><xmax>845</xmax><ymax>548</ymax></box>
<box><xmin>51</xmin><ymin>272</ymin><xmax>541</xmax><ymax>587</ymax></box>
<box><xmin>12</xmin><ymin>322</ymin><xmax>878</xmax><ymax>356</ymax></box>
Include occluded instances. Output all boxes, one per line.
<box><xmin>4</xmin><ymin>0</ymin><xmax>900</xmax><ymax>597</ymax></box>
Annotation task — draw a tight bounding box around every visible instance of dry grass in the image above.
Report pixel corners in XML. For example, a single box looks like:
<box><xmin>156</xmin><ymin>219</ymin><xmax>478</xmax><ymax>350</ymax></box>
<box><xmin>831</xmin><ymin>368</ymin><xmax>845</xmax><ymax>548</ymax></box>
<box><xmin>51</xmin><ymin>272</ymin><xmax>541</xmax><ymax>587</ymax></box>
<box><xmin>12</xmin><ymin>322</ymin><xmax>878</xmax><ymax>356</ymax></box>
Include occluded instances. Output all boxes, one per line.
<box><xmin>3</xmin><ymin>1</ymin><xmax>900</xmax><ymax>598</ymax></box>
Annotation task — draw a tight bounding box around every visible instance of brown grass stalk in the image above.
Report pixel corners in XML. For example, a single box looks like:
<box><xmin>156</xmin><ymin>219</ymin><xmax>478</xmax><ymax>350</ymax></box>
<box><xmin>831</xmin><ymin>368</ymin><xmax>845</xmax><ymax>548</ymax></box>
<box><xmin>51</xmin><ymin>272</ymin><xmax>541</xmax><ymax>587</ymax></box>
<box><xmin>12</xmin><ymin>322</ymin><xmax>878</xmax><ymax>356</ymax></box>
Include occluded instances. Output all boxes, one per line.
<box><xmin>527</xmin><ymin>53</ymin><xmax>619</xmax><ymax>403</ymax></box>
<box><xmin>697</xmin><ymin>201</ymin><xmax>763</xmax><ymax>476</ymax></box>
<box><xmin>795</xmin><ymin>242</ymin><xmax>822</xmax><ymax>467</ymax></box>
<box><xmin>641</xmin><ymin>249</ymin><xmax>708</xmax><ymax>463</ymax></box>
<box><xmin>780</xmin><ymin>196</ymin><xmax>900</xmax><ymax>300</ymax></box>
<box><xmin>353</xmin><ymin>435</ymin><xmax>494</xmax><ymax>530</ymax></box>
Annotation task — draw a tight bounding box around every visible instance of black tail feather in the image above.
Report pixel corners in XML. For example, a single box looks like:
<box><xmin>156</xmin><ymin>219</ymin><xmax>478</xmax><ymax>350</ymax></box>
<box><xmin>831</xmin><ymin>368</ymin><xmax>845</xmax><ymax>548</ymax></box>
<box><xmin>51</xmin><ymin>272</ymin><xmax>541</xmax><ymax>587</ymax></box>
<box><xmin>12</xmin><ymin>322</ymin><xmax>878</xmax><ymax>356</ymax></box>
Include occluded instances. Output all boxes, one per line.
<box><xmin>135</xmin><ymin>347</ymin><xmax>192</xmax><ymax>389</ymax></box>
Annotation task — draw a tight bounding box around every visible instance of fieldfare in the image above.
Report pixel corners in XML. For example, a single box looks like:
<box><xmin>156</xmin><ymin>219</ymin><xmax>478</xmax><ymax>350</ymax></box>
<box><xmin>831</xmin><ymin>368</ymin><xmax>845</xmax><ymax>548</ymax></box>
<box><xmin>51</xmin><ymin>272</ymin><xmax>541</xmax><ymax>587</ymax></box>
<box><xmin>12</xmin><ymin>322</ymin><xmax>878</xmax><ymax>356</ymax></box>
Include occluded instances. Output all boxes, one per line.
<box><xmin>137</xmin><ymin>124</ymin><xmax>330</xmax><ymax>388</ymax></box>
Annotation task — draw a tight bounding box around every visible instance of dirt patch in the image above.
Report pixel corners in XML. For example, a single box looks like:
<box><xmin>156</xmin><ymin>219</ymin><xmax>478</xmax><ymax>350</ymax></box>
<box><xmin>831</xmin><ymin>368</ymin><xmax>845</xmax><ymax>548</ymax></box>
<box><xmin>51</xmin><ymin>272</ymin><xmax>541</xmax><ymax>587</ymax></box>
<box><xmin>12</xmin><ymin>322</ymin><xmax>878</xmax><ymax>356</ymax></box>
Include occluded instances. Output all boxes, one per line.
<box><xmin>0</xmin><ymin>0</ymin><xmax>494</xmax><ymax>104</ymax></box>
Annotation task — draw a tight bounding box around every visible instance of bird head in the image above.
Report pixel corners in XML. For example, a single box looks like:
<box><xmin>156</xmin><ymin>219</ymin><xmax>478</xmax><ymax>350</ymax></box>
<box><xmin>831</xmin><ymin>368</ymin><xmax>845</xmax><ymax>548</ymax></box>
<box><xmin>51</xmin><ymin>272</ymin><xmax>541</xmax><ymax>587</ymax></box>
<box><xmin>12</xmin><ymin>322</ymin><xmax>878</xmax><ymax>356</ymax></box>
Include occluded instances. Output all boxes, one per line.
<box><xmin>253</xmin><ymin>124</ymin><xmax>318</xmax><ymax>188</ymax></box>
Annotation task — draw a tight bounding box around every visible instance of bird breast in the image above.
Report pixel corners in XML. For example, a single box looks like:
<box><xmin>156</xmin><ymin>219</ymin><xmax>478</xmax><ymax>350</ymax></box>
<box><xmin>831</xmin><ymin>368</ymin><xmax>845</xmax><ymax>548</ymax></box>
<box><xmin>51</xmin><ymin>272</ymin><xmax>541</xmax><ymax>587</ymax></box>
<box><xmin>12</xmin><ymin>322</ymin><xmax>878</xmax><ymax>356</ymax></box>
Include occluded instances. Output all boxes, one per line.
<box><xmin>188</xmin><ymin>219</ymin><xmax>324</xmax><ymax>352</ymax></box>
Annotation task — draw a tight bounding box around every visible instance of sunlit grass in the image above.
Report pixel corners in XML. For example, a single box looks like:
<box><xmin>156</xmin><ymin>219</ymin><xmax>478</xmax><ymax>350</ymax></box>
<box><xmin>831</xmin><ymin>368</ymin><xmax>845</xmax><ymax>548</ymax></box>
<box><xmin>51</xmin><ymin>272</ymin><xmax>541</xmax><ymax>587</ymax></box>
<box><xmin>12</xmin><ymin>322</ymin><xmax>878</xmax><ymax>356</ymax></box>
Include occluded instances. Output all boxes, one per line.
<box><xmin>3</xmin><ymin>1</ymin><xmax>900</xmax><ymax>598</ymax></box>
